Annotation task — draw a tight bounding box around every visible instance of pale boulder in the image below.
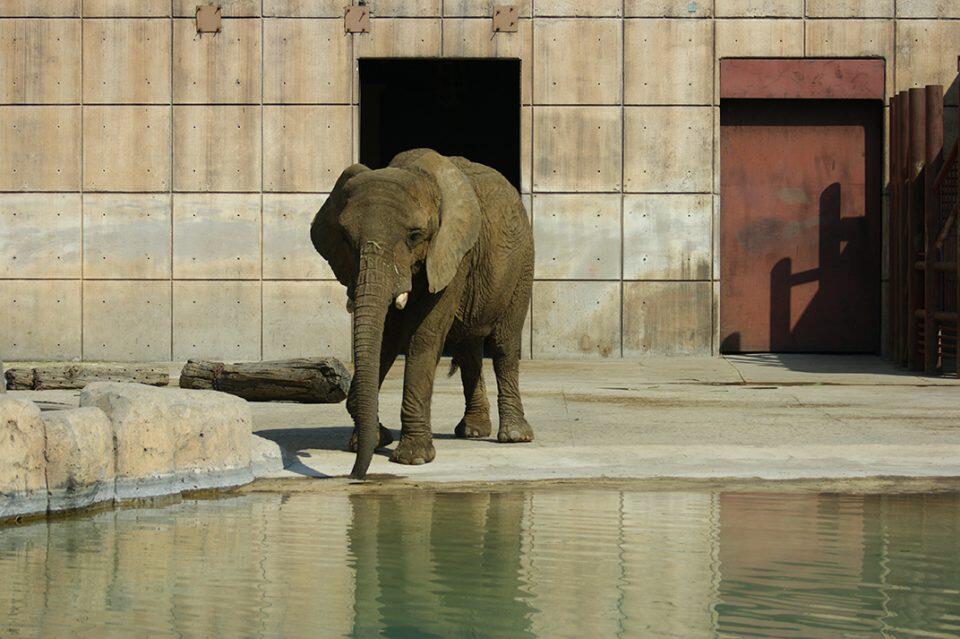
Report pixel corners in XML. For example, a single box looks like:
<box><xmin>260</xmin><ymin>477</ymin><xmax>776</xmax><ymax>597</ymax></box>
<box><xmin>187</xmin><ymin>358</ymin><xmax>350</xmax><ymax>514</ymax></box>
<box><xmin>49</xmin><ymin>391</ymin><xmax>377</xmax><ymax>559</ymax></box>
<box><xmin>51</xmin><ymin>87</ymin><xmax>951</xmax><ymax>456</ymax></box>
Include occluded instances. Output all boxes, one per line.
<box><xmin>42</xmin><ymin>407</ymin><xmax>116</xmax><ymax>513</ymax></box>
<box><xmin>80</xmin><ymin>383</ymin><xmax>178</xmax><ymax>500</ymax></box>
<box><xmin>169</xmin><ymin>388</ymin><xmax>253</xmax><ymax>491</ymax></box>
<box><xmin>0</xmin><ymin>397</ymin><xmax>46</xmax><ymax>520</ymax></box>
<box><xmin>80</xmin><ymin>382</ymin><xmax>253</xmax><ymax>499</ymax></box>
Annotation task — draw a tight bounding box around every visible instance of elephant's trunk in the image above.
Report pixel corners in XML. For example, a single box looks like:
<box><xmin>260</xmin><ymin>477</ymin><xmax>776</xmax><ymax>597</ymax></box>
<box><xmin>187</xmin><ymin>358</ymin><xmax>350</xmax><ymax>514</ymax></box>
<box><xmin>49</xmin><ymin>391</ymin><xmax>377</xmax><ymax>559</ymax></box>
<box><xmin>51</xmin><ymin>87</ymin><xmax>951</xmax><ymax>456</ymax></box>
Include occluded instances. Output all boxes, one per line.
<box><xmin>350</xmin><ymin>243</ymin><xmax>393</xmax><ymax>479</ymax></box>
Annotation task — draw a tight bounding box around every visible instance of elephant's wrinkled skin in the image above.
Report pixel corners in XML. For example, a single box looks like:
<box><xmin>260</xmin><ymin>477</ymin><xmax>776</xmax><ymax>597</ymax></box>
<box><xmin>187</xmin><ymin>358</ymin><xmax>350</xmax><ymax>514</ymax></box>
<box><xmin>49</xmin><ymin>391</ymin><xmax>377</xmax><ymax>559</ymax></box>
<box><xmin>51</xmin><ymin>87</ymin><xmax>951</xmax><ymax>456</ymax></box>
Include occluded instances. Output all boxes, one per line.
<box><xmin>312</xmin><ymin>149</ymin><xmax>534</xmax><ymax>479</ymax></box>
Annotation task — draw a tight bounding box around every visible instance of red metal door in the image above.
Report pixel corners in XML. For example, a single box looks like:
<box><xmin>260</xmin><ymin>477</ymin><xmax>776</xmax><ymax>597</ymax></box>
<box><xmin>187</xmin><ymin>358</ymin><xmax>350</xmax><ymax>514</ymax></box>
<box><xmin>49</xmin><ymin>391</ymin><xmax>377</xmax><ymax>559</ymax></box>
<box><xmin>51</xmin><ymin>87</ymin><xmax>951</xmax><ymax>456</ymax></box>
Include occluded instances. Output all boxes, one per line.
<box><xmin>720</xmin><ymin>100</ymin><xmax>883</xmax><ymax>353</ymax></box>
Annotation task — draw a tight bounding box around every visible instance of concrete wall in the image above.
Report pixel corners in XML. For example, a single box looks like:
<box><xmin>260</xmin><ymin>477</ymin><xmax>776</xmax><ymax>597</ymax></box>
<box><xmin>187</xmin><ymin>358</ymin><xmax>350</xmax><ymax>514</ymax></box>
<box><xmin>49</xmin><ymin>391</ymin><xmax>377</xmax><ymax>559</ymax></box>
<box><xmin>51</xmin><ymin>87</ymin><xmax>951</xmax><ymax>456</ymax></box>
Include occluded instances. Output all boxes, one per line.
<box><xmin>0</xmin><ymin>0</ymin><xmax>958</xmax><ymax>360</ymax></box>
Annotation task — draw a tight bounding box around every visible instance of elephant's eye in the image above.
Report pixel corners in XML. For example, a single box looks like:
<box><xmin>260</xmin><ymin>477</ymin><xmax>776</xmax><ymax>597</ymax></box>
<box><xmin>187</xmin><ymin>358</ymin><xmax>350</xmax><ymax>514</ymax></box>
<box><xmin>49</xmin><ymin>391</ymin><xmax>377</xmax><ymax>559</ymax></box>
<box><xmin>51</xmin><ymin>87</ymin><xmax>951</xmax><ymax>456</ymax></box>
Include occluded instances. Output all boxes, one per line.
<box><xmin>407</xmin><ymin>229</ymin><xmax>425</xmax><ymax>245</ymax></box>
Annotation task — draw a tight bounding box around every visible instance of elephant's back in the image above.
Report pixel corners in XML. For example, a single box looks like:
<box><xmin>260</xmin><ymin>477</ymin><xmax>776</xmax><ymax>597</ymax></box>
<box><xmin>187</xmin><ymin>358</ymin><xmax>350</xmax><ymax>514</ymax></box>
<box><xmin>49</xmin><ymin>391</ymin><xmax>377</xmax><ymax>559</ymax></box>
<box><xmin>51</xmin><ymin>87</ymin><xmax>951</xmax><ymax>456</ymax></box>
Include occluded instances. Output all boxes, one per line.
<box><xmin>449</xmin><ymin>157</ymin><xmax>530</xmax><ymax>243</ymax></box>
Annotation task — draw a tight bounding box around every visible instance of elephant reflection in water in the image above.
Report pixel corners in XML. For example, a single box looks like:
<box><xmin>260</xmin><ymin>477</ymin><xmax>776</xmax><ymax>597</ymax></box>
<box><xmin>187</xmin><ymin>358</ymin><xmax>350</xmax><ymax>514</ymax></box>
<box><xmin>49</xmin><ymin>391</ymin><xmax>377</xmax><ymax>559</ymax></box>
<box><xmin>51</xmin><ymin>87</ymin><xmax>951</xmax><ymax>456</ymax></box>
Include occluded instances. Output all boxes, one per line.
<box><xmin>348</xmin><ymin>491</ymin><xmax>533</xmax><ymax>638</ymax></box>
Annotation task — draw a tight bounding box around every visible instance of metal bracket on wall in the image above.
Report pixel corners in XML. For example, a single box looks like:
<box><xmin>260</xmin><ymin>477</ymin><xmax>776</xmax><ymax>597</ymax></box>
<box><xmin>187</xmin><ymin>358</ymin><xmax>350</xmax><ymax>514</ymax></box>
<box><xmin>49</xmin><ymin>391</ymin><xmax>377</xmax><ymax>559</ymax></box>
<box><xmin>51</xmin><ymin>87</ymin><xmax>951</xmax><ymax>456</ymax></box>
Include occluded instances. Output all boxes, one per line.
<box><xmin>345</xmin><ymin>5</ymin><xmax>370</xmax><ymax>34</ymax></box>
<box><xmin>492</xmin><ymin>5</ymin><xmax>518</xmax><ymax>33</ymax></box>
<box><xmin>195</xmin><ymin>4</ymin><xmax>221</xmax><ymax>34</ymax></box>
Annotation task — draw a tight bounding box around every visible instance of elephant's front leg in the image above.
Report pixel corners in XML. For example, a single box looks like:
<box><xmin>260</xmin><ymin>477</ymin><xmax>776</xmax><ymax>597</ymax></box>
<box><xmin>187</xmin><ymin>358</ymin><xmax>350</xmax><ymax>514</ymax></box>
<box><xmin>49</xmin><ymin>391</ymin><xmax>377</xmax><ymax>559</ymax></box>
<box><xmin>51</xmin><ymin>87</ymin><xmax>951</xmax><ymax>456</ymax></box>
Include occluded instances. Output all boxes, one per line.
<box><xmin>390</xmin><ymin>326</ymin><xmax>445</xmax><ymax>465</ymax></box>
<box><xmin>391</xmin><ymin>294</ymin><xmax>460</xmax><ymax>466</ymax></box>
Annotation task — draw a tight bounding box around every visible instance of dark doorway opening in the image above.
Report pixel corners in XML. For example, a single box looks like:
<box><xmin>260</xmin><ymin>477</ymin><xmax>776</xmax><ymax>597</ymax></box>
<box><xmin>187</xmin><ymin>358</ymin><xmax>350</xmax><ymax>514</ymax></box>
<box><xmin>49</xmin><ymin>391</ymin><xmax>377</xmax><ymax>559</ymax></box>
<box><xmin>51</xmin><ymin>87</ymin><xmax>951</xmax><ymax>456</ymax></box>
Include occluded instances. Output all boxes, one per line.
<box><xmin>359</xmin><ymin>58</ymin><xmax>521</xmax><ymax>190</ymax></box>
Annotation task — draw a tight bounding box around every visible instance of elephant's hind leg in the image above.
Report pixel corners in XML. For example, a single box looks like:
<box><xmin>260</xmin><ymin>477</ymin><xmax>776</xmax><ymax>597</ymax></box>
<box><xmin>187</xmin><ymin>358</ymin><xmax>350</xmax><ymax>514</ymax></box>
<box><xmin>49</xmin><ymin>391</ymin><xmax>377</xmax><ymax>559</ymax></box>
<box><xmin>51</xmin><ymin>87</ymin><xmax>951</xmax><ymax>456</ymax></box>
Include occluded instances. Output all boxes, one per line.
<box><xmin>453</xmin><ymin>338</ymin><xmax>492</xmax><ymax>438</ymax></box>
<box><xmin>490</xmin><ymin>269</ymin><xmax>534</xmax><ymax>444</ymax></box>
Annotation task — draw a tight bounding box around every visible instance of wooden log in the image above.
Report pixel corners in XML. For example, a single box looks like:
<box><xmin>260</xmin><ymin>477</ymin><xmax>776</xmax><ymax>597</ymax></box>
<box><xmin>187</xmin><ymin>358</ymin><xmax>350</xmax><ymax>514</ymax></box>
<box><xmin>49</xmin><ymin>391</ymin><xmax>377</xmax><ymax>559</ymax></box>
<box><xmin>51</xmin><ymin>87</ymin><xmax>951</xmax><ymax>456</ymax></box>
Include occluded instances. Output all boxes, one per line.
<box><xmin>4</xmin><ymin>364</ymin><xmax>170</xmax><ymax>391</ymax></box>
<box><xmin>178</xmin><ymin>358</ymin><xmax>350</xmax><ymax>404</ymax></box>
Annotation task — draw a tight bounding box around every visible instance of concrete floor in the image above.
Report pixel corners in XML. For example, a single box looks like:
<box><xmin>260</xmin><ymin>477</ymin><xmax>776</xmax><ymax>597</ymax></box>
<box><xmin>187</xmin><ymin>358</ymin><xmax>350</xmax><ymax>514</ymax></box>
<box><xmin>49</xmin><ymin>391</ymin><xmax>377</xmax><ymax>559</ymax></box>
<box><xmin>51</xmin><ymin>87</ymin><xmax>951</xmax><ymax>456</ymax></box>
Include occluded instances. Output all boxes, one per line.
<box><xmin>11</xmin><ymin>355</ymin><xmax>960</xmax><ymax>484</ymax></box>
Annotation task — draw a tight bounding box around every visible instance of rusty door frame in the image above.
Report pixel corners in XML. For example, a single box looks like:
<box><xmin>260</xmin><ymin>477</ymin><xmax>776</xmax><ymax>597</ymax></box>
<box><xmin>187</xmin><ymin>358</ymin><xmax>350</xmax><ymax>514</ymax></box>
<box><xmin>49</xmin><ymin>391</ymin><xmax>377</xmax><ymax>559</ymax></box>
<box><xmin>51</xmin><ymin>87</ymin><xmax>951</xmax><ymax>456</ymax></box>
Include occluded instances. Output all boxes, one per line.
<box><xmin>718</xmin><ymin>58</ymin><xmax>886</xmax><ymax>353</ymax></box>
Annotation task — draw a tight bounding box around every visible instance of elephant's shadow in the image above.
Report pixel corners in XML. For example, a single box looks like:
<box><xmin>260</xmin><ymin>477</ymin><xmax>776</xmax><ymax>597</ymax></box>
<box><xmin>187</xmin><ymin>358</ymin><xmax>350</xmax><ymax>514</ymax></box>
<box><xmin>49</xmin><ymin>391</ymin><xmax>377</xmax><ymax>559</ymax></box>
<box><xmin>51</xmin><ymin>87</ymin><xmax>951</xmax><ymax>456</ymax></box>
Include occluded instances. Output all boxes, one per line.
<box><xmin>255</xmin><ymin>425</ymin><xmax>465</xmax><ymax>475</ymax></box>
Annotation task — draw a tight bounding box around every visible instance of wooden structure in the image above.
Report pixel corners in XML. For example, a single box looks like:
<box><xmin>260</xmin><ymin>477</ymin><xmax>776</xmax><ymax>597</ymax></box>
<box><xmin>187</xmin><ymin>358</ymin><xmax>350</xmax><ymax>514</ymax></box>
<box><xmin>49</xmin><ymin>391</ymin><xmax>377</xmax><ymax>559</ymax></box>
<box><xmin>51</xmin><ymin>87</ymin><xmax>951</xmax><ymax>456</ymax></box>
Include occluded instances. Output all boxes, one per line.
<box><xmin>179</xmin><ymin>357</ymin><xmax>350</xmax><ymax>403</ymax></box>
<box><xmin>889</xmin><ymin>85</ymin><xmax>959</xmax><ymax>374</ymax></box>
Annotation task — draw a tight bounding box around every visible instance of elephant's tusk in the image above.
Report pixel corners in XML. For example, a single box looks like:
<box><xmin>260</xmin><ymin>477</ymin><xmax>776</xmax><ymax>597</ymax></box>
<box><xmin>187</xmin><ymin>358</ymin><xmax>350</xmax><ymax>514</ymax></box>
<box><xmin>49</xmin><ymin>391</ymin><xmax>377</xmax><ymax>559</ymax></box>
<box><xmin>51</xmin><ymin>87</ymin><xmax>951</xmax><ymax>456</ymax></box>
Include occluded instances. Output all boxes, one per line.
<box><xmin>394</xmin><ymin>292</ymin><xmax>408</xmax><ymax>310</ymax></box>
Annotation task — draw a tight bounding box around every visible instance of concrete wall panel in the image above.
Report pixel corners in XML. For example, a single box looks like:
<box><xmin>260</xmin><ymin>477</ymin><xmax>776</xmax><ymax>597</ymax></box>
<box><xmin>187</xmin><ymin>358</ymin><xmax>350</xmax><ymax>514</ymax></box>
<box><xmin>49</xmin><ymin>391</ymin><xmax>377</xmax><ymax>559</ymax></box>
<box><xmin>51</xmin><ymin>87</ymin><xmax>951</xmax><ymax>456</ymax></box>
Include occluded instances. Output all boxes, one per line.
<box><xmin>806</xmin><ymin>20</ymin><xmax>894</xmax><ymax>99</ymax></box>
<box><xmin>83</xmin><ymin>194</ymin><xmax>170</xmax><ymax>279</ymax></box>
<box><xmin>532</xmin><ymin>281</ymin><xmax>620</xmax><ymax>358</ymax></box>
<box><xmin>83</xmin><ymin>280</ymin><xmax>171</xmax><ymax>361</ymax></box>
<box><xmin>624</xmin><ymin>106</ymin><xmax>712</xmax><ymax>192</ymax></box>
<box><xmin>532</xmin><ymin>107</ymin><xmax>621</xmax><ymax>192</ymax></box>
<box><xmin>1</xmin><ymin>1</ymin><xmax>80</xmax><ymax>16</ymax></box>
<box><xmin>263</xmin><ymin>0</ymin><xmax>342</xmax><ymax>16</ymax></box>
<box><xmin>535</xmin><ymin>0</ymin><xmax>622</xmax><ymax>16</ymax></box>
<box><xmin>625</xmin><ymin>0</ymin><xmax>714</xmax><ymax>16</ymax></box>
<box><xmin>173</xmin><ymin>194</ymin><xmax>260</xmax><ymax>279</ymax></box>
<box><xmin>0</xmin><ymin>280</ymin><xmax>81</xmax><ymax>360</ymax></box>
<box><xmin>263</xmin><ymin>106</ymin><xmax>352</xmax><ymax>192</ymax></box>
<box><xmin>353</xmin><ymin>18</ymin><xmax>441</xmax><ymax>58</ymax></box>
<box><xmin>263</xmin><ymin>281</ymin><xmax>351</xmax><ymax>360</ymax></box>
<box><xmin>533</xmin><ymin>194</ymin><xmax>621</xmax><ymax>279</ymax></box>
<box><xmin>624</xmin><ymin>19</ymin><xmax>712</xmax><ymax>105</ymax></box>
<box><xmin>897</xmin><ymin>1</ymin><xmax>960</xmax><ymax>18</ymax></box>
<box><xmin>0</xmin><ymin>19</ymin><xmax>81</xmax><ymax>103</ymax></box>
<box><xmin>173</xmin><ymin>106</ymin><xmax>260</xmax><ymax>191</ymax></box>
<box><xmin>533</xmin><ymin>18</ymin><xmax>621</xmax><ymax>104</ymax></box>
<box><xmin>521</xmin><ymin>106</ymin><xmax>531</xmax><ymax>192</ymax></box>
<box><xmin>173</xmin><ymin>281</ymin><xmax>261</xmax><ymax>361</ymax></box>
<box><xmin>173</xmin><ymin>18</ymin><xmax>261</xmax><ymax>104</ymax></box>
<box><xmin>263</xmin><ymin>194</ymin><xmax>334</xmax><ymax>279</ymax></box>
<box><xmin>715</xmin><ymin>18</ymin><xmax>803</xmax><ymax>58</ymax></box>
<box><xmin>0</xmin><ymin>106</ymin><xmax>81</xmax><ymax>191</ymax></box>
<box><xmin>622</xmin><ymin>281</ymin><xmax>711</xmax><ymax>355</ymax></box>
<box><xmin>623</xmin><ymin>194</ymin><xmax>711</xmax><ymax>280</ymax></box>
<box><xmin>0</xmin><ymin>194</ymin><xmax>80</xmax><ymax>278</ymax></box>
<box><xmin>805</xmin><ymin>0</ymin><xmax>893</xmax><ymax>17</ymax></box>
<box><xmin>173</xmin><ymin>0</ymin><xmax>260</xmax><ymax>16</ymax></box>
<box><xmin>715</xmin><ymin>0</ymin><xmax>802</xmax><ymax>16</ymax></box>
<box><xmin>83</xmin><ymin>0</ymin><xmax>171</xmax><ymax>16</ymax></box>
<box><xmin>896</xmin><ymin>21</ymin><xmax>960</xmax><ymax>105</ymax></box>
<box><xmin>84</xmin><ymin>106</ymin><xmax>170</xmax><ymax>191</ymax></box>
<box><xmin>442</xmin><ymin>18</ymin><xmax>532</xmax><ymax>105</ymax></box>
<box><xmin>263</xmin><ymin>19</ymin><xmax>351</xmax><ymax>104</ymax></box>
<box><xmin>83</xmin><ymin>19</ymin><xmax>170</xmax><ymax>103</ymax></box>
<box><xmin>365</xmin><ymin>0</ymin><xmax>441</xmax><ymax>16</ymax></box>
<box><xmin>444</xmin><ymin>0</ymin><xmax>532</xmax><ymax>17</ymax></box>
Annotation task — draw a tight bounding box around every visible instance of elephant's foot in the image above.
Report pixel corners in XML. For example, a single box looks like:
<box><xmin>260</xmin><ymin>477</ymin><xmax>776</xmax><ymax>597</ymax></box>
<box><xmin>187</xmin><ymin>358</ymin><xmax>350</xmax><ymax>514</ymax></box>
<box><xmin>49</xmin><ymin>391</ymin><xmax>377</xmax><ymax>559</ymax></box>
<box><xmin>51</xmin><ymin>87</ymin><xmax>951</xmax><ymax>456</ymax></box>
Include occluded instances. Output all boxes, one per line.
<box><xmin>346</xmin><ymin>424</ymin><xmax>394</xmax><ymax>452</ymax></box>
<box><xmin>390</xmin><ymin>434</ymin><xmax>436</xmax><ymax>465</ymax></box>
<box><xmin>497</xmin><ymin>417</ymin><xmax>534</xmax><ymax>443</ymax></box>
<box><xmin>454</xmin><ymin>412</ymin><xmax>492</xmax><ymax>438</ymax></box>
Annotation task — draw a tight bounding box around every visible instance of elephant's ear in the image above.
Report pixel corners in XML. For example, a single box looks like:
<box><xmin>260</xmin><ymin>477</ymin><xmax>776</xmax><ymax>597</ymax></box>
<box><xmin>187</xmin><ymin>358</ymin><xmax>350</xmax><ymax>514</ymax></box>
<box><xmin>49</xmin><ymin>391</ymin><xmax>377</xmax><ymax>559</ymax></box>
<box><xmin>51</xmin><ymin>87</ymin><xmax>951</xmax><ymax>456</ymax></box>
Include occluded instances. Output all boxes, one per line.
<box><xmin>393</xmin><ymin>150</ymin><xmax>481</xmax><ymax>294</ymax></box>
<box><xmin>311</xmin><ymin>163</ymin><xmax>368</xmax><ymax>288</ymax></box>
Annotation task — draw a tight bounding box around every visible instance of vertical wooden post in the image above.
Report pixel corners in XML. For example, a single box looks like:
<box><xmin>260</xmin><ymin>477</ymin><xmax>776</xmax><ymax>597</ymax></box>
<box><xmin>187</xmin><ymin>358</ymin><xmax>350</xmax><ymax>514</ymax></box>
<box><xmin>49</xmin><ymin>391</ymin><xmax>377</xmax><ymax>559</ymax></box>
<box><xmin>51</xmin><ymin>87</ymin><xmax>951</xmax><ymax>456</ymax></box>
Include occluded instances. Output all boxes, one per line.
<box><xmin>897</xmin><ymin>92</ymin><xmax>911</xmax><ymax>366</ymax></box>
<box><xmin>923</xmin><ymin>85</ymin><xmax>943</xmax><ymax>373</ymax></box>
<box><xmin>889</xmin><ymin>97</ymin><xmax>899</xmax><ymax>362</ymax></box>
<box><xmin>908</xmin><ymin>88</ymin><xmax>926</xmax><ymax>370</ymax></box>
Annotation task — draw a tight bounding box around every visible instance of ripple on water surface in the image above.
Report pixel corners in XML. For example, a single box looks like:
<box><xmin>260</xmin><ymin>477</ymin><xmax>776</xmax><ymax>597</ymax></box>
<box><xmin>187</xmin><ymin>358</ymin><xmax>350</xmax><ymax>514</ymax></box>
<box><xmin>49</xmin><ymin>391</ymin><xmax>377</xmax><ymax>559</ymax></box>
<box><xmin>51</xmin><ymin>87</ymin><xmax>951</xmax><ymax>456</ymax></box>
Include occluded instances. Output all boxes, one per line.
<box><xmin>1</xmin><ymin>489</ymin><xmax>959</xmax><ymax>638</ymax></box>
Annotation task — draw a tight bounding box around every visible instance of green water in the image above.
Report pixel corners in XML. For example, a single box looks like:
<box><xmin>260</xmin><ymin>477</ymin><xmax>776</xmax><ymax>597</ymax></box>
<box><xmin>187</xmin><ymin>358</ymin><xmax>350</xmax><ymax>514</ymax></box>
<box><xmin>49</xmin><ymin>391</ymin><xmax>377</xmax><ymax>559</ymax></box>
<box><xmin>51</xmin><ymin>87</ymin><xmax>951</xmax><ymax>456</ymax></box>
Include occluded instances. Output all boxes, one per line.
<box><xmin>1</xmin><ymin>489</ymin><xmax>959</xmax><ymax>638</ymax></box>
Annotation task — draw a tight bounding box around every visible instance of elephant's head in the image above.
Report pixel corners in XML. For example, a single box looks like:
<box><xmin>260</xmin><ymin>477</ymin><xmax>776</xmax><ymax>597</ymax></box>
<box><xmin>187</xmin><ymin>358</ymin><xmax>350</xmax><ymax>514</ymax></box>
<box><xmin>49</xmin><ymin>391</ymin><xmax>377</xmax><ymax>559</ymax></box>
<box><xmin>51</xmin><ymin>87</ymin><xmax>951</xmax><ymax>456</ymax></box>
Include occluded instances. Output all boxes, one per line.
<box><xmin>311</xmin><ymin>149</ymin><xmax>481</xmax><ymax>479</ymax></box>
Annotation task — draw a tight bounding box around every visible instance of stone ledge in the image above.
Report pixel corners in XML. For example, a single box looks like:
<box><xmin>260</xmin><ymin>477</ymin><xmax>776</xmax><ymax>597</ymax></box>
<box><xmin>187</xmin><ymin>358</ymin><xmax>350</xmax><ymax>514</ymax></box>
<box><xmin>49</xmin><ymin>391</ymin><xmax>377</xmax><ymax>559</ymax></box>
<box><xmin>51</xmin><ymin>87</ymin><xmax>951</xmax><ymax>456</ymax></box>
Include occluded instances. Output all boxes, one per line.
<box><xmin>43</xmin><ymin>406</ymin><xmax>115</xmax><ymax>513</ymax></box>
<box><xmin>1</xmin><ymin>383</ymin><xmax>290</xmax><ymax>524</ymax></box>
<box><xmin>0</xmin><ymin>397</ymin><xmax>46</xmax><ymax>520</ymax></box>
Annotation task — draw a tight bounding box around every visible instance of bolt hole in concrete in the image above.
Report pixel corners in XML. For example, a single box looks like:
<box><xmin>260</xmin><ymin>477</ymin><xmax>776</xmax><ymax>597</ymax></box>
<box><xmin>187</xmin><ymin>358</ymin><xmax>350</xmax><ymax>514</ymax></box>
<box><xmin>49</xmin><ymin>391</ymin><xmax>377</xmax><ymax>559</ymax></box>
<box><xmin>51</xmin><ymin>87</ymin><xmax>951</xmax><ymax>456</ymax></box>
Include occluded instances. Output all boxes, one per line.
<box><xmin>1</xmin><ymin>488</ymin><xmax>959</xmax><ymax>637</ymax></box>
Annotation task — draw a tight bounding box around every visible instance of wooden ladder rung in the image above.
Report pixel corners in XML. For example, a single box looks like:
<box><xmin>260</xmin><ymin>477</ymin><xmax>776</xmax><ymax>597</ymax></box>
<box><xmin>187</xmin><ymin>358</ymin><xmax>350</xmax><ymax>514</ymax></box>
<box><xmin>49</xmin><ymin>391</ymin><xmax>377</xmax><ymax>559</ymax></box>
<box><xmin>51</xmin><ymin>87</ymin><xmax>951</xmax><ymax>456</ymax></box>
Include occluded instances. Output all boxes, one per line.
<box><xmin>913</xmin><ymin>260</ymin><xmax>958</xmax><ymax>271</ymax></box>
<box><xmin>914</xmin><ymin>309</ymin><xmax>960</xmax><ymax>321</ymax></box>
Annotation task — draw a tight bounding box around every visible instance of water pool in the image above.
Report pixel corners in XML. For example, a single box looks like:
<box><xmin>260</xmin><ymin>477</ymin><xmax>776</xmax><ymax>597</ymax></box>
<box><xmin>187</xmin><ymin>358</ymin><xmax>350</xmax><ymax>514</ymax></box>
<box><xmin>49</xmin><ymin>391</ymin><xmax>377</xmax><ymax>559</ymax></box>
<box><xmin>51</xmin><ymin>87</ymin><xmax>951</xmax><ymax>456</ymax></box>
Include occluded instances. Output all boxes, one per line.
<box><xmin>1</xmin><ymin>488</ymin><xmax>958</xmax><ymax>638</ymax></box>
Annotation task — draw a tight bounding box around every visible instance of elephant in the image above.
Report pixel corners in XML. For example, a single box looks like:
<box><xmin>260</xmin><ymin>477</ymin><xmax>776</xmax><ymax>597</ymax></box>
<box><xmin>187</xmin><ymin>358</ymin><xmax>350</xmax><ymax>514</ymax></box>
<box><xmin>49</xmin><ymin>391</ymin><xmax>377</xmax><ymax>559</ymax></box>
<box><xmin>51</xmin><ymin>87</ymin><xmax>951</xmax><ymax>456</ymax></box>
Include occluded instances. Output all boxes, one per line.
<box><xmin>311</xmin><ymin>148</ymin><xmax>534</xmax><ymax>479</ymax></box>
